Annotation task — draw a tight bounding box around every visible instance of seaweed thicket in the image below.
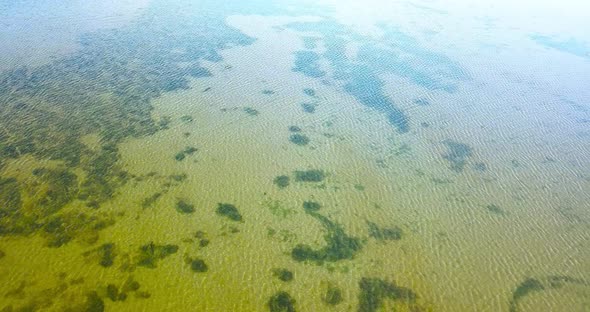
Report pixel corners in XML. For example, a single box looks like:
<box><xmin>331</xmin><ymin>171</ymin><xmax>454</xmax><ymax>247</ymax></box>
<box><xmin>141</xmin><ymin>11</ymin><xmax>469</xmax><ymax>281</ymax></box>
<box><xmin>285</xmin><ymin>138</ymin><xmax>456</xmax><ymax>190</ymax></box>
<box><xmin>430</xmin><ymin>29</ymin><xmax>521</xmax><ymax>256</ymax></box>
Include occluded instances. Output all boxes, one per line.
<box><xmin>357</xmin><ymin>277</ymin><xmax>417</xmax><ymax>312</ymax></box>
<box><xmin>216</xmin><ymin>203</ymin><xmax>243</xmax><ymax>221</ymax></box>
<box><xmin>136</xmin><ymin>242</ymin><xmax>179</xmax><ymax>268</ymax></box>
<box><xmin>291</xmin><ymin>210</ymin><xmax>362</xmax><ymax>264</ymax></box>
<box><xmin>0</xmin><ymin>0</ymin><xmax>256</xmax><ymax>244</ymax></box>
<box><xmin>294</xmin><ymin>170</ymin><xmax>325</xmax><ymax>182</ymax></box>
<box><xmin>268</xmin><ymin>291</ymin><xmax>296</xmax><ymax>312</ymax></box>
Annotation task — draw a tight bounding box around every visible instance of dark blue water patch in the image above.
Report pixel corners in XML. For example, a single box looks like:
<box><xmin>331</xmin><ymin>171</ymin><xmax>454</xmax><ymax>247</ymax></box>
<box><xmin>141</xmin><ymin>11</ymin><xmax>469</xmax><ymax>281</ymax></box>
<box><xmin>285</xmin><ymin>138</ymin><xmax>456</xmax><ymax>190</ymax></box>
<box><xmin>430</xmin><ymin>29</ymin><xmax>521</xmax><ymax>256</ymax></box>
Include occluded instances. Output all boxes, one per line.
<box><xmin>302</xmin><ymin>36</ymin><xmax>320</xmax><ymax>49</ymax></box>
<box><xmin>301</xmin><ymin>102</ymin><xmax>316</xmax><ymax>113</ymax></box>
<box><xmin>303</xmin><ymin>88</ymin><xmax>316</xmax><ymax>97</ymax></box>
<box><xmin>442</xmin><ymin>140</ymin><xmax>472</xmax><ymax>172</ymax></box>
<box><xmin>292</xmin><ymin>50</ymin><xmax>326</xmax><ymax>78</ymax></box>
<box><xmin>286</xmin><ymin>19</ymin><xmax>465</xmax><ymax>133</ymax></box>
<box><xmin>344</xmin><ymin>66</ymin><xmax>409</xmax><ymax>132</ymax></box>
<box><xmin>530</xmin><ymin>34</ymin><xmax>590</xmax><ymax>60</ymax></box>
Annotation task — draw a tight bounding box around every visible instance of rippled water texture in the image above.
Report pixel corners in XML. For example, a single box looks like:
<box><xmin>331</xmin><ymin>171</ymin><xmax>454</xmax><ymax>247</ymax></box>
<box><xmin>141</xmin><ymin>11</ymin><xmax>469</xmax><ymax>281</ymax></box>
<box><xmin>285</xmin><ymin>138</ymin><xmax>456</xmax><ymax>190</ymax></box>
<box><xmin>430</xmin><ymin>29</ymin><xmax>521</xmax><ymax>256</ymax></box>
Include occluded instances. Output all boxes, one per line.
<box><xmin>0</xmin><ymin>0</ymin><xmax>589</xmax><ymax>311</ymax></box>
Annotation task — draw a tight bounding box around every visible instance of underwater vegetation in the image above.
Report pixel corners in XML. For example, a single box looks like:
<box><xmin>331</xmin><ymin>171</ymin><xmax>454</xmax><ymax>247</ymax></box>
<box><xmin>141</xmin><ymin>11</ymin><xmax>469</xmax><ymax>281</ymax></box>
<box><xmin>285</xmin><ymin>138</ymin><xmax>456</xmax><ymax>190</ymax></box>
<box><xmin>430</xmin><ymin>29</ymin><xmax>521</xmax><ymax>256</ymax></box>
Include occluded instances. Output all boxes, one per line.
<box><xmin>84</xmin><ymin>291</ymin><xmax>105</xmax><ymax>312</ymax></box>
<box><xmin>98</xmin><ymin>243</ymin><xmax>116</xmax><ymax>268</ymax></box>
<box><xmin>286</xmin><ymin>19</ymin><xmax>466</xmax><ymax>133</ymax></box>
<box><xmin>486</xmin><ymin>204</ymin><xmax>505</xmax><ymax>215</ymax></box>
<box><xmin>194</xmin><ymin>230</ymin><xmax>210</xmax><ymax>248</ymax></box>
<box><xmin>266</xmin><ymin>200</ymin><xmax>297</xmax><ymax>219</ymax></box>
<box><xmin>442</xmin><ymin>140</ymin><xmax>473</xmax><ymax>172</ymax></box>
<box><xmin>176</xmin><ymin>199</ymin><xmax>196</xmax><ymax>214</ymax></box>
<box><xmin>510</xmin><ymin>278</ymin><xmax>544</xmax><ymax>310</ymax></box>
<box><xmin>289</xmin><ymin>134</ymin><xmax>310</xmax><ymax>146</ymax></box>
<box><xmin>268</xmin><ymin>291</ymin><xmax>296</xmax><ymax>312</ymax></box>
<box><xmin>323</xmin><ymin>284</ymin><xmax>343</xmax><ymax>305</ymax></box>
<box><xmin>508</xmin><ymin>275</ymin><xmax>589</xmax><ymax>312</ymax></box>
<box><xmin>291</xmin><ymin>210</ymin><xmax>362</xmax><ymax>264</ymax></box>
<box><xmin>180</xmin><ymin>115</ymin><xmax>194</xmax><ymax>123</ymax></box>
<box><xmin>273</xmin><ymin>175</ymin><xmax>290</xmax><ymax>188</ymax></box>
<box><xmin>42</xmin><ymin>212</ymin><xmax>114</xmax><ymax>248</ymax></box>
<box><xmin>288</xmin><ymin>126</ymin><xmax>302</xmax><ymax>132</ymax></box>
<box><xmin>189</xmin><ymin>258</ymin><xmax>209</xmax><ymax>272</ymax></box>
<box><xmin>243</xmin><ymin>107</ymin><xmax>260</xmax><ymax>116</ymax></box>
<box><xmin>273</xmin><ymin>268</ymin><xmax>294</xmax><ymax>282</ymax></box>
<box><xmin>174</xmin><ymin>146</ymin><xmax>198</xmax><ymax>161</ymax></box>
<box><xmin>303</xmin><ymin>88</ymin><xmax>316</xmax><ymax>97</ymax></box>
<box><xmin>0</xmin><ymin>0</ymin><xmax>259</xmax><ymax>246</ymax></box>
<box><xmin>301</xmin><ymin>102</ymin><xmax>316</xmax><ymax>113</ymax></box>
<box><xmin>0</xmin><ymin>168</ymin><xmax>85</xmax><ymax>239</ymax></box>
<box><xmin>294</xmin><ymin>170</ymin><xmax>325</xmax><ymax>182</ymax></box>
<box><xmin>142</xmin><ymin>192</ymin><xmax>163</xmax><ymax>208</ymax></box>
<box><xmin>136</xmin><ymin>242</ymin><xmax>178</xmax><ymax>268</ymax></box>
<box><xmin>302</xmin><ymin>201</ymin><xmax>321</xmax><ymax>212</ymax></box>
<box><xmin>367</xmin><ymin>221</ymin><xmax>402</xmax><ymax>241</ymax></box>
<box><xmin>104</xmin><ymin>276</ymin><xmax>145</xmax><ymax>303</ymax></box>
<box><xmin>413</xmin><ymin>98</ymin><xmax>430</xmax><ymax>106</ymax></box>
<box><xmin>293</xmin><ymin>50</ymin><xmax>325</xmax><ymax>78</ymax></box>
<box><xmin>357</xmin><ymin>277</ymin><xmax>418</xmax><ymax>312</ymax></box>
<box><xmin>216</xmin><ymin>203</ymin><xmax>242</xmax><ymax>221</ymax></box>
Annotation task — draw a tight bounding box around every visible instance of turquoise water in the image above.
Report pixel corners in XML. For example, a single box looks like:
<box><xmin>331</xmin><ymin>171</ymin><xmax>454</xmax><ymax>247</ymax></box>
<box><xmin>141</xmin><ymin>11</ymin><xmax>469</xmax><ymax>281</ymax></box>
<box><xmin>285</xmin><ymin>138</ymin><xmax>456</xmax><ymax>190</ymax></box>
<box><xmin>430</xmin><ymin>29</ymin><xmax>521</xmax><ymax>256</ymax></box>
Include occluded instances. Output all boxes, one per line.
<box><xmin>0</xmin><ymin>0</ymin><xmax>589</xmax><ymax>311</ymax></box>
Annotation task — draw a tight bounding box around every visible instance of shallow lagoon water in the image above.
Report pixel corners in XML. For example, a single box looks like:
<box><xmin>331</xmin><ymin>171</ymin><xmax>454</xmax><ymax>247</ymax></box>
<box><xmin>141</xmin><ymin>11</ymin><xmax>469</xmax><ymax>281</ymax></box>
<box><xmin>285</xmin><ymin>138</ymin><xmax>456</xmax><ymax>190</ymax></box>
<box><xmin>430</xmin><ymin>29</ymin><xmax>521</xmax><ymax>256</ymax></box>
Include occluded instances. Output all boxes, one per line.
<box><xmin>0</xmin><ymin>0</ymin><xmax>589</xmax><ymax>311</ymax></box>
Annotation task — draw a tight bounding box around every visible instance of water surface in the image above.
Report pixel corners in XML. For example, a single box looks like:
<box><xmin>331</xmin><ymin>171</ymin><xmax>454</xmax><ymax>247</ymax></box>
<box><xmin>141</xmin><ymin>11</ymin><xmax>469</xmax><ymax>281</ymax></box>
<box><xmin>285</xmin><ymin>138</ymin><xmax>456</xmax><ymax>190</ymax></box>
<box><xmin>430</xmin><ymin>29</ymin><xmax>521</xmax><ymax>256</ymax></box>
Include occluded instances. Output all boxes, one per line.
<box><xmin>0</xmin><ymin>0</ymin><xmax>589</xmax><ymax>311</ymax></box>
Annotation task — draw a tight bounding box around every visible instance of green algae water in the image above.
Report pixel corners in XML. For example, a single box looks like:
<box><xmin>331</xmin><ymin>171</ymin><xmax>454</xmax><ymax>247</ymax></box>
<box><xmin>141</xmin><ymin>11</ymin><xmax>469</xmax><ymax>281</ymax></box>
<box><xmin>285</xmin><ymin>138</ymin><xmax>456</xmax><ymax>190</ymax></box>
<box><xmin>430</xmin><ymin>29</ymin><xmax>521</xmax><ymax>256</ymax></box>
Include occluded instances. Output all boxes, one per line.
<box><xmin>1</xmin><ymin>0</ymin><xmax>589</xmax><ymax>311</ymax></box>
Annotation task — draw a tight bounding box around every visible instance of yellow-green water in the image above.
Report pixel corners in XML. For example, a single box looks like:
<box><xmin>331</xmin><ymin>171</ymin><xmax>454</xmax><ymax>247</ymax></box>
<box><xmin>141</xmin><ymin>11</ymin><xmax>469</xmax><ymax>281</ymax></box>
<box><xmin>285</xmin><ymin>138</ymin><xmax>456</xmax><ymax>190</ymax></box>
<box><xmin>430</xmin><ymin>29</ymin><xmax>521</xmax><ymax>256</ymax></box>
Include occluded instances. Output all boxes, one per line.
<box><xmin>0</xmin><ymin>0</ymin><xmax>589</xmax><ymax>311</ymax></box>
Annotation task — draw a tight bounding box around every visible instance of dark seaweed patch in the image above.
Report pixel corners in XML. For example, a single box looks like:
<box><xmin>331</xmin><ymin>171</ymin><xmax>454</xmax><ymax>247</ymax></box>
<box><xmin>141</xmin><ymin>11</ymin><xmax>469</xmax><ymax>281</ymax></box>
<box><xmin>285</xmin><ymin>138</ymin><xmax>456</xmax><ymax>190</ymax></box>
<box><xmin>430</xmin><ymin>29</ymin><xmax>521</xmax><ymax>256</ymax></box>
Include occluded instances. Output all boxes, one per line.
<box><xmin>0</xmin><ymin>249</ymin><xmax>5</xmax><ymax>259</ymax></box>
<box><xmin>199</xmin><ymin>238</ymin><xmax>210</xmax><ymax>247</ymax></box>
<box><xmin>176</xmin><ymin>199</ymin><xmax>195</xmax><ymax>214</ymax></box>
<box><xmin>141</xmin><ymin>192</ymin><xmax>163</xmax><ymax>208</ymax></box>
<box><xmin>216</xmin><ymin>203</ymin><xmax>242</xmax><ymax>222</ymax></box>
<box><xmin>413</xmin><ymin>98</ymin><xmax>430</xmax><ymax>106</ymax></box>
<box><xmin>84</xmin><ymin>291</ymin><xmax>105</xmax><ymax>312</ymax></box>
<box><xmin>442</xmin><ymin>140</ymin><xmax>472</xmax><ymax>172</ymax></box>
<box><xmin>243</xmin><ymin>107</ymin><xmax>259</xmax><ymax>116</ymax></box>
<box><xmin>190</xmin><ymin>258</ymin><xmax>208</xmax><ymax>272</ymax></box>
<box><xmin>273</xmin><ymin>268</ymin><xmax>294</xmax><ymax>282</ymax></box>
<box><xmin>274</xmin><ymin>175</ymin><xmax>290</xmax><ymax>188</ymax></box>
<box><xmin>302</xmin><ymin>201</ymin><xmax>321</xmax><ymax>212</ymax></box>
<box><xmin>486</xmin><ymin>204</ymin><xmax>505</xmax><ymax>215</ymax></box>
<box><xmin>136</xmin><ymin>242</ymin><xmax>178</xmax><ymax>268</ymax></box>
<box><xmin>122</xmin><ymin>277</ymin><xmax>141</xmax><ymax>293</ymax></box>
<box><xmin>294</xmin><ymin>170</ymin><xmax>325</xmax><ymax>182</ymax></box>
<box><xmin>509</xmin><ymin>278</ymin><xmax>544</xmax><ymax>311</ymax></box>
<box><xmin>367</xmin><ymin>221</ymin><xmax>402</xmax><ymax>241</ymax></box>
<box><xmin>291</xmin><ymin>211</ymin><xmax>362</xmax><ymax>264</ymax></box>
<box><xmin>293</xmin><ymin>50</ymin><xmax>325</xmax><ymax>78</ymax></box>
<box><xmin>324</xmin><ymin>284</ymin><xmax>343</xmax><ymax>305</ymax></box>
<box><xmin>106</xmin><ymin>284</ymin><xmax>120</xmax><ymax>302</ymax></box>
<box><xmin>42</xmin><ymin>212</ymin><xmax>114</xmax><ymax>247</ymax></box>
<box><xmin>303</xmin><ymin>88</ymin><xmax>316</xmax><ymax>97</ymax></box>
<box><xmin>180</xmin><ymin>115</ymin><xmax>194</xmax><ymax>123</ymax></box>
<box><xmin>358</xmin><ymin>277</ymin><xmax>417</xmax><ymax>312</ymax></box>
<box><xmin>301</xmin><ymin>103</ymin><xmax>316</xmax><ymax>113</ymax></box>
<box><xmin>473</xmin><ymin>162</ymin><xmax>487</xmax><ymax>172</ymax></box>
<box><xmin>507</xmin><ymin>275</ymin><xmax>589</xmax><ymax>312</ymax></box>
<box><xmin>175</xmin><ymin>146</ymin><xmax>198</xmax><ymax>161</ymax></box>
<box><xmin>289</xmin><ymin>134</ymin><xmax>310</xmax><ymax>146</ymax></box>
<box><xmin>268</xmin><ymin>291</ymin><xmax>296</xmax><ymax>312</ymax></box>
<box><xmin>98</xmin><ymin>243</ymin><xmax>116</xmax><ymax>268</ymax></box>
<box><xmin>286</xmin><ymin>19</ymin><xmax>466</xmax><ymax>133</ymax></box>
<box><xmin>288</xmin><ymin>126</ymin><xmax>302</xmax><ymax>132</ymax></box>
